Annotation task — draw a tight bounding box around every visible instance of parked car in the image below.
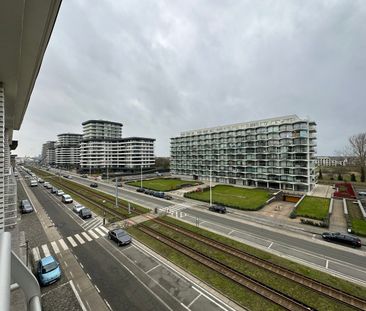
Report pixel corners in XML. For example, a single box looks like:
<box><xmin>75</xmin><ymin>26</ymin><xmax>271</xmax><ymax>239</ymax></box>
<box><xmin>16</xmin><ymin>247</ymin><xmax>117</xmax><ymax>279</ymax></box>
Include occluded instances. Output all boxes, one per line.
<box><xmin>38</xmin><ymin>178</ymin><xmax>44</xmax><ymax>183</ymax></box>
<box><xmin>359</xmin><ymin>191</ymin><xmax>366</xmax><ymax>196</ymax></box>
<box><xmin>30</xmin><ymin>180</ymin><xmax>38</xmax><ymax>187</ymax></box>
<box><xmin>79</xmin><ymin>208</ymin><xmax>92</xmax><ymax>219</ymax></box>
<box><xmin>20</xmin><ymin>199</ymin><xmax>33</xmax><ymax>214</ymax></box>
<box><xmin>90</xmin><ymin>183</ymin><xmax>98</xmax><ymax>188</ymax></box>
<box><xmin>153</xmin><ymin>191</ymin><xmax>165</xmax><ymax>198</ymax></box>
<box><xmin>56</xmin><ymin>190</ymin><xmax>65</xmax><ymax>196</ymax></box>
<box><xmin>322</xmin><ymin>232</ymin><xmax>362</xmax><ymax>248</ymax></box>
<box><xmin>108</xmin><ymin>228</ymin><xmax>132</xmax><ymax>246</ymax></box>
<box><xmin>81</xmin><ymin>174</ymin><xmax>88</xmax><ymax>178</ymax></box>
<box><xmin>36</xmin><ymin>256</ymin><xmax>61</xmax><ymax>286</ymax></box>
<box><xmin>208</xmin><ymin>205</ymin><xmax>227</xmax><ymax>214</ymax></box>
<box><xmin>73</xmin><ymin>202</ymin><xmax>85</xmax><ymax>213</ymax></box>
<box><xmin>51</xmin><ymin>187</ymin><xmax>58</xmax><ymax>194</ymax></box>
<box><xmin>44</xmin><ymin>182</ymin><xmax>52</xmax><ymax>189</ymax></box>
<box><xmin>165</xmin><ymin>195</ymin><xmax>173</xmax><ymax>200</ymax></box>
<box><xmin>61</xmin><ymin>194</ymin><xmax>73</xmax><ymax>203</ymax></box>
<box><xmin>136</xmin><ymin>187</ymin><xmax>145</xmax><ymax>193</ymax></box>
<box><xmin>116</xmin><ymin>182</ymin><xmax>122</xmax><ymax>187</ymax></box>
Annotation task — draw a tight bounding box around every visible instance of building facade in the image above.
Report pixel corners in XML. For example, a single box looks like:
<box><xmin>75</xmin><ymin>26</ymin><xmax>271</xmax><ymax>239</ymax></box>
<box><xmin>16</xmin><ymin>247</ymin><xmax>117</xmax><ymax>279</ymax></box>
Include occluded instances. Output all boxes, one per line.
<box><xmin>55</xmin><ymin>133</ymin><xmax>82</xmax><ymax>168</ymax></box>
<box><xmin>41</xmin><ymin>141</ymin><xmax>56</xmax><ymax>166</ymax></box>
<box><xmin>171</xmin><ymin>115</ymin><xmax>317</xmax><ymax>192</ymax></box>
<box><xmin>80</xmin><ymin>120</ymin><xmax>124</xmax><ymax>171</ymax></box>
<box><xmin>121</xmin><ymin>137</ymin><xmax>155</xmax><ymax>168</ymax></box>
<box><xmin>315</xmin><ymin>156</ymin><xmax>348</xmax><ymax>167</ymax></box>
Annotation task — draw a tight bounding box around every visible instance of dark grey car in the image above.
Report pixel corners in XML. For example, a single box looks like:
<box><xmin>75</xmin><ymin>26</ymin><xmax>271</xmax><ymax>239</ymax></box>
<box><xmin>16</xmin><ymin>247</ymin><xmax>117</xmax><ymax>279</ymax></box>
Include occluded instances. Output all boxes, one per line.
<box><xmin>108</xmin><ymin>228</ymin><xmax>132</xmax><ymax>246</ymax></box>
<box><xmin>20</xmin><ymin>199</ymin><xmax>33</xmax><ymax>214</ymax></box>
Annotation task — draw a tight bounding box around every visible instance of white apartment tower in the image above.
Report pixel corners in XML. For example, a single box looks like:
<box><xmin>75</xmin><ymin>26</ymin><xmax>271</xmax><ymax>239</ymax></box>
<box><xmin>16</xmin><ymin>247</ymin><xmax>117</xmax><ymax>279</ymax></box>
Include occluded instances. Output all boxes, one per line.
<box><xmin>121</xmin><ymin>137</ymin><xmax>155</xmax><ymax>168</ymax></box>
<box><xmin>55</xmin><ymin>133</ymin><xmax>82</xmax><ymax>168</ymax></box>
<box><xmin>171</xmin><ymin>115</ymin><xmax>317</xmax><ymax>192</ymax></box>
<box><xmin>41</xmin><ymin>141</ymin><xmax>56</xmax><ymax>166</ymax></box>
<box><xmin>80</xmin><ymin>120</ymin><xmax>124</xmax><ymax>171</ymax></box>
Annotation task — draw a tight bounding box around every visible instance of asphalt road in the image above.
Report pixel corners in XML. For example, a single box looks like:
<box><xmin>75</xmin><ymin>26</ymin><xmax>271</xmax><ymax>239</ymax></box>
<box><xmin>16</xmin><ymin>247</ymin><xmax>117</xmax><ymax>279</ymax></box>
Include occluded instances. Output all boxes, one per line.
<box><xmin>29</xmin><ymin>185</ymin><xmax>172</xmax><ymax>311</ymax></box>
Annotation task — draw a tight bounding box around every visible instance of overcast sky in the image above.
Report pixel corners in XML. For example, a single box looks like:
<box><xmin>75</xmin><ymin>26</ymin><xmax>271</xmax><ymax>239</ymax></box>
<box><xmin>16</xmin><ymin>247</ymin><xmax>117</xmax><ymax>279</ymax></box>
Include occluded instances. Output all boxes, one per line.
<box><xmin>14</xmin><ymin>0</ymin><xmax>366</xmax><ymax>157</ymax></box>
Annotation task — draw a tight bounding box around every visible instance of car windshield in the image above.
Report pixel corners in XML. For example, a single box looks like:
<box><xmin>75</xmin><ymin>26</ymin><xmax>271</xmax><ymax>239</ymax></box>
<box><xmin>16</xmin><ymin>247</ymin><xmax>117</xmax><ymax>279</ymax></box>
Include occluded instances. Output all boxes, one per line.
<box><xmin>42</xmin><ymin>261</ymin><xmax>58</xmax><ymax>273</ymax></box>
<box><xmin>116</xmin><ymin>230</ymin><xmax>127</xmax><ymax>237</ymax></box>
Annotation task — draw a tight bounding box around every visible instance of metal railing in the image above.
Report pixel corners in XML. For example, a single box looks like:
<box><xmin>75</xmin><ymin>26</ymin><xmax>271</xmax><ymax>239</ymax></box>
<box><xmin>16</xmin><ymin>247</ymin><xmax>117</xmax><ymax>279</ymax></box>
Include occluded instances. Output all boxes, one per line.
<box><xmin>0</xmin><ymin>232</ymin><xmax>42</xmax><ymax>311</ymax></box>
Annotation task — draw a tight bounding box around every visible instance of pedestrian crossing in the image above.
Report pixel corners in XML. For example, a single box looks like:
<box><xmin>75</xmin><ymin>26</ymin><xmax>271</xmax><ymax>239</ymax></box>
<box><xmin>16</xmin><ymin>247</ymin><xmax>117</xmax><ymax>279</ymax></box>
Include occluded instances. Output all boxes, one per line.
<box><xmin>165</xmin><ymin>205</ymin><xmax>187</xmax><ymax>218</ymax></box>
<box><xmin>31</xmin><ymin>225</ymin><xmax>110</xmax><ymax>262</ymax></box>
<box><xmin>81</xmin><ymin>217</ymin><xmax>104</xmax><ymax>231</ymax></box>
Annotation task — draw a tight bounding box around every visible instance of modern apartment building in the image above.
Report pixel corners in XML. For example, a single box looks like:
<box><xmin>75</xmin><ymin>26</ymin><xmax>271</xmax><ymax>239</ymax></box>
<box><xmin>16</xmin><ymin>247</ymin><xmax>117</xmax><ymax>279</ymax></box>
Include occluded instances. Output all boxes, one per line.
<box><xmin>121</xmin><ymin>137</ymin><xmax>155</xmax><ymax>168</ymax></box>
<box><xmin>55</xmin><ymin>133</ymin><xmax>82</xmax><ymax>168</ymax></box>
<box><xmin>171</xmin><ymin>115</ymin><xmax>317</xmax><ymax>192</ymax></box>
<box><xmin>316</xmin><ymin>156</ymin><xmax>348</xmax><ymax>167</ymax></box>
<box><xmin>80</xmin><ymin>120</ymin><xmax>124</xmax><ymax>171</ymax></box>
<box><xmin>41</xmin><ymin>141</ymin><xmax>56</xmax><ymax>166</ymax></box>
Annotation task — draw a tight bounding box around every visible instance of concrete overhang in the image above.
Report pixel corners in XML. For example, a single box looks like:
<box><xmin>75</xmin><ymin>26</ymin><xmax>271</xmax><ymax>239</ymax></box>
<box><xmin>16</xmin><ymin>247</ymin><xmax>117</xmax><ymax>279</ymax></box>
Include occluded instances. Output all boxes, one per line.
<box><xmin>0</xmin><ymin>0</ymin><xmax>62</xmax><ymax>135</ymax></box>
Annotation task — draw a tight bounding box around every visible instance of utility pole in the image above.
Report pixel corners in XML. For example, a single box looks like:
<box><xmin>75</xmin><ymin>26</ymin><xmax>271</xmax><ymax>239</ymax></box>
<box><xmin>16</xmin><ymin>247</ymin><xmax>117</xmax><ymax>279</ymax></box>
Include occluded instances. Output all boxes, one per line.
<box><xmin>115</xmin><ymin>177</ymin><xmax>118</xmax><ymax>208</ymax></box>
<box><xmin>140</xmin><ymin>164</ymin><xmax>143</xmax><ymax>188</ymax></box>
<box><xmin>209</xmin><ymin>168</ymin><xmax>212</xmax><ymax>207</ymax></box>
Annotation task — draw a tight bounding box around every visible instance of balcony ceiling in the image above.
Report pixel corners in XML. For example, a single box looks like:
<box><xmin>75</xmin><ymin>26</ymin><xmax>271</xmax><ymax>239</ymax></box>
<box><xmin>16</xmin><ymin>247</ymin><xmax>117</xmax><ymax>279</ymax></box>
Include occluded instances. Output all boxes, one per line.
<box><xmin>0</xmin><ymin>0</ymin><xmax>61</xmax><ymax>135</ymax></box>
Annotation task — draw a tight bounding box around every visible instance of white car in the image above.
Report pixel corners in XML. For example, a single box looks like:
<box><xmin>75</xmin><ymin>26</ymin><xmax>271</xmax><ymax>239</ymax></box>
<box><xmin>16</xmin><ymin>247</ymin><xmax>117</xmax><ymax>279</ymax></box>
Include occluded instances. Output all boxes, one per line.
<box><xmin>61</xmin><ymin>194</ymin><xmax>73</xmax><ymax>203</ymax></box>
<box><xmin>72</xmin><ymin>202</ymin><xmax>84</xmax><ymax>213</ymax></box>
<box><xmin>30</xmin><ymin>180</ymin><xmax>38</xmax><ymax>187</ymax></box>
<box><xmin>56</xmin><ymin>190</ymin><xmax>65</xmax><ymax>196</ymax></box>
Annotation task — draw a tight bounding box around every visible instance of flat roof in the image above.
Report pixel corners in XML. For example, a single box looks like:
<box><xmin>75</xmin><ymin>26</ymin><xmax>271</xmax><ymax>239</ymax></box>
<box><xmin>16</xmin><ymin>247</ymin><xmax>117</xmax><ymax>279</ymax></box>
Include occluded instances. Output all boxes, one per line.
<box><xmin>121</xmin><ymin>137</ymin><xmax>155</xmax><ymax>142</ymax></box>
<box><xmin>82</xmin><ymin>120</ymin><xmax>123</xmax><ymax>127</ymax></box>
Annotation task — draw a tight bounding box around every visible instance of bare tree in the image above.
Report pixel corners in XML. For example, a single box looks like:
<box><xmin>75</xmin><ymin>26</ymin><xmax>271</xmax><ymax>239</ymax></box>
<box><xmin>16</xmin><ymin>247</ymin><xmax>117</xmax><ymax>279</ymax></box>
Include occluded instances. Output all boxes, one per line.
<box><xmin>348</xmin><ymin>133</ymin><xmax>366</xmax><ymax>182</ymax></box>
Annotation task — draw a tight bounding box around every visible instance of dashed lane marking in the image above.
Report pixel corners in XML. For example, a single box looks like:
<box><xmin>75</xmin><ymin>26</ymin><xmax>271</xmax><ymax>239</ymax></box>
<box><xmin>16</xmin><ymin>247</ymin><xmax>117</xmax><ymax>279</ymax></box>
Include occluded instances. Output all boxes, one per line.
<box><xmin>32</xmin><ymin>247</ymin><xmax>40</xmax><ymax>261</ymax></box>
<box><xmin>67</xmin><ymin>236</ymin><xmax>78</xmax><ymax>247</ymax></box>
<box><xmin>75</xmin><ymin>234</ymin><xmax>85</xmax><ymax>245</ymax></box>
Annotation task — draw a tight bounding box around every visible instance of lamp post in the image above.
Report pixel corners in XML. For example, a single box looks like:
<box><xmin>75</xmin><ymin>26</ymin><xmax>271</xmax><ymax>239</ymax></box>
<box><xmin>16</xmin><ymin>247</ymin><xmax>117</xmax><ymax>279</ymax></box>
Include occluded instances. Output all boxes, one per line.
<box><xmin>115</xmin><ymin>177</ymin><xmax>118</xmax><ymax>208</ymax></box>
<box><xmin>102</xmin><ymin>200</ymin><xmax>106</xmax><ymax>225</ymax></box>
<box><xmin>140</xmin><ymin>165</ymin><xmax>143</xmax><ymax>189</ymax></box>
<box><xmin>209</xmin><ymin>168</ymin><xmax>212</xmax><ymax>207</ymax></box>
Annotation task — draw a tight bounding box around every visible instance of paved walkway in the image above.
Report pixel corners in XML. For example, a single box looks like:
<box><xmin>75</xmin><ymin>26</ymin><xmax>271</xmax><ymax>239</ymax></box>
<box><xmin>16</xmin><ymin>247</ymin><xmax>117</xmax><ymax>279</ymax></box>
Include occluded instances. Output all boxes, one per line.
<box><xmin>329</xmin><ymin>199</ymin><xmax>347</xmax><ymax>233</ymax></box>
<box><xmin>310</xmin><ymin>184</ymin><xmax>334</xmax><ymax>198</ymax></box>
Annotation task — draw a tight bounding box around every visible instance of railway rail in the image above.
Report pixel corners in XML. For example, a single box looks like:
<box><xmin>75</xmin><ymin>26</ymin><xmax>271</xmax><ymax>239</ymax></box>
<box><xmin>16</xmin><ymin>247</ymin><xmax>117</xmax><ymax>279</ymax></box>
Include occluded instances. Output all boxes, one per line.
<box><xmin>138</xmin><ymin>224</ymin><xmax>313</xmax><ymax>311</ymax></box>
<box><xmin>153</xmin><ymin>218</ymin><xmax>366</xmax><ymax>310</ymax></box>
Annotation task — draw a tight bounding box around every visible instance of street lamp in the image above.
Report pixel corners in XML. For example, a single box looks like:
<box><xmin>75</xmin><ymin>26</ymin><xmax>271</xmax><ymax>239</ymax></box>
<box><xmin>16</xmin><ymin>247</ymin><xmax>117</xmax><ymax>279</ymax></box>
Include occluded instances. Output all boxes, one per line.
<box><xmin>140</xmin><ymin>164</ymin><xmax>143</xmax><ymax>189</ymax></box>
<box><xmin>209</xmin><ymin>168</ymin><xmax>212</xmax><ymax>207</ymax></box>
<box><xmin>102</xmin><ymin>200</ymin><xmax>106</xmax><ymax>225</ymax></box>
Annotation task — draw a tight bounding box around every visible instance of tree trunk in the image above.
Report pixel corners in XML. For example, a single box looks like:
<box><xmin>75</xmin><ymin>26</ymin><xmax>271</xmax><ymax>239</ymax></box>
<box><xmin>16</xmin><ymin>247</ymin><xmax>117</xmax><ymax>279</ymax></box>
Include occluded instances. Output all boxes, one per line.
<box><xmin>361</xmin><ymin>166</ymin><xmax>365</xmax><ymax>183</ymax></box>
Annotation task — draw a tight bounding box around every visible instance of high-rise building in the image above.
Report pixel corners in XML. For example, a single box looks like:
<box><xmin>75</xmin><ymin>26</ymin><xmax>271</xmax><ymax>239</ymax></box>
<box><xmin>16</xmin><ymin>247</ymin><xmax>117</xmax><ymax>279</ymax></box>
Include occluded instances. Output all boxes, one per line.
<box><xmin>121</xmin><ymin>137</ymin><xmax>155</xmax><ymax>168</ymax></box>
<box><xmin>55</xmin><ymin>133</ymin><xmax>82</xmax><ymax>168</ymax></box>
<box><xmin>80</xmin><ymin>120</ymin><xmax>124</xmax><ymax>171</ymax></box>
<box><xmin>171</xmin><ymin>115</ymin><xmax>317</xmax><ymax>192</ymax></box>
<box><xmin>41</xmin><ymin>141</ymin><xmax>56</xmax><ymax>166</ymax></box>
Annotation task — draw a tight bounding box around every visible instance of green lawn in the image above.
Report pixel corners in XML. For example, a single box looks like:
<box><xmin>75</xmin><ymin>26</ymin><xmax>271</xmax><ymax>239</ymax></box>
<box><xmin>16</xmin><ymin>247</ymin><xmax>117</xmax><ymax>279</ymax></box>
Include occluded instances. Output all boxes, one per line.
<box><xmin>185</xmin><ymin>185</ymin><xmax>271</xmax><ymax>210</ymax></box>
<box><xmin>127</xmin><ymin>178</ymin><xmax>201</xmax><ymax>191</ymax></box>
<box><xmin>346</xmin><ymin>200</ymin><xmax>366</xmax><ymax>237</ymax></box>
<box><xmin>295</xmin><ymin>196</ymin><xmax>330</xmax><ymax>220</ymax></box>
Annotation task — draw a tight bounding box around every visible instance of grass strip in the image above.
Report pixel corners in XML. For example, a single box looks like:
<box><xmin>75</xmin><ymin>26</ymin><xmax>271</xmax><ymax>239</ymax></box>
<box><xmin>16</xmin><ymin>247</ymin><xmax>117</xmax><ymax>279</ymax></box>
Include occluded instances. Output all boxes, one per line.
<box><xmin>144</xmin><ymin>221</ymin><xmax>354</xmax><ymax>311</ymax></box>
<box><xmin>346</xmin><ymin>200</ymin><xmax>366</xmax><ymax>237</ymax></box>
<box><xmin>295</xmin><ymin>196</ymin><xmax>329</xmax><ymax>220</ymax></box>
<box><xmin>161</xmin><ymin>216</ymin><xmax>366</xmax><ymax>300</ymax></box>
<box><xmin>127</xmin><ymin>178</ymin><xmax>202</xmax><ymax>191</ymax></box>
<box><xmin>127</xmin><ymin>226</ymin><xmax>282</xmax><ymax>311</ymax></box>
<box><xmin>185</xmin><ymin>185</ymin><xmax>271</xmax><ymax>210</ymax></box>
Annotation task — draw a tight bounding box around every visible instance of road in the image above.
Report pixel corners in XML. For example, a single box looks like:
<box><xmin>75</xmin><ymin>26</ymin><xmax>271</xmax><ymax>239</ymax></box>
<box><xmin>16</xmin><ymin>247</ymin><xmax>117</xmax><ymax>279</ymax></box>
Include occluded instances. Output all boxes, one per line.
<box><xmin>22</xmin><ymin>170</ymin><xmax>234</xmax><ymax>311</ymax></box>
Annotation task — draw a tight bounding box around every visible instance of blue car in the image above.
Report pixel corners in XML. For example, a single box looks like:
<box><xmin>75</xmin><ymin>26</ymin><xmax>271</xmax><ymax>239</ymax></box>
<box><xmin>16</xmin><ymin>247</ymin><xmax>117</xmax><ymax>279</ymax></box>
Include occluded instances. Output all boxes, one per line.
<box><xmin>37</xmin><ymin>256</ymin><xmax>61</xmax><ymax>286</ymax></box>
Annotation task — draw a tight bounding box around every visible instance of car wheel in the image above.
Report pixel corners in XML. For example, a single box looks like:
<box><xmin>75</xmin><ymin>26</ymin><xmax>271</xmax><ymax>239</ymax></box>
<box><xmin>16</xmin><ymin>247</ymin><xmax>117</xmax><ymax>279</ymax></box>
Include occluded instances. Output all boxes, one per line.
<box><xmin>118</xmin><ymin>242</ymin><xmax>121</xmax><ymax>247</ymax></box>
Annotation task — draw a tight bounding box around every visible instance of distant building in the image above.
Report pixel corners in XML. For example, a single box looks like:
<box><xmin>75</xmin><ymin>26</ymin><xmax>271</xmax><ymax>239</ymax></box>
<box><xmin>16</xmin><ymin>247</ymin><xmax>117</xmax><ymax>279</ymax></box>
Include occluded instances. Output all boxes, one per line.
<box><xmin>171</xmin><ymin>115</ymin><xmax>317</xmax><ymax>192</ymax></box>
<box><xmin>80</xmin><ymin>120</ymin><xmax>124</xmax><ymax>172</ymax></box>
<box><xmin>121</xmin><ymin>137</ymin><xmax>155</xmax><ymax>168</ymax></box>
<box><xmin>55</xmin><ymin>133</ymin><xmax>82</xmax><ymax>168</ymax></box>
<box><xmin>41</xmin><ymin>141</ymin><xmax>56</xmax><ymax>166</ymax></box>
<box><xmin>316</xmin><ymin>156</ymin><xmax>348</xmax><ymax>167</ymax></box>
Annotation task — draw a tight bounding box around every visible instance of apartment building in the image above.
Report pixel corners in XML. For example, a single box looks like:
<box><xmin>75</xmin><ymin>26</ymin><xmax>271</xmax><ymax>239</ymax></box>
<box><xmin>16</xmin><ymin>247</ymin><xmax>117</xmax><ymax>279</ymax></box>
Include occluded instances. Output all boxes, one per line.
<box><xmin>80</xmin><ymin>120</ymin><xmax>124</xmax><ymax>171</ymax></box>
<box><xmin>41</xmin><ymin>141</ymin><xmax>56</xmax><ymax>166</ymax></box>
<box><xmin>171</xmin><ymin>115</ymin><xmax>317</xmax><ymax>192</ymax></box>
<box><xmin>316</xmin><ymin>156</ymin><xmax>348</xmax><ymax>167</ymax></box>
<box><xmin>121</xmin><ymin>137</ymin><xmax>155</xmax><ymax>168</ymax></box>
<box><xmin>55</xmin><ymin>133</ymin><xmax>82</xmax><ymax>168</ymax></box>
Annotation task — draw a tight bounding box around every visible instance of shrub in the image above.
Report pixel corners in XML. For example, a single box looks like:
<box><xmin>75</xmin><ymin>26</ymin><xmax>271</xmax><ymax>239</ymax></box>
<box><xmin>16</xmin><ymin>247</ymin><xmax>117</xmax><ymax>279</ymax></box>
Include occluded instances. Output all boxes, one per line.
<box><xmin>351</xmin><ymin>174</ymin><xmax>357</xmax><ymax>182</ymax></box>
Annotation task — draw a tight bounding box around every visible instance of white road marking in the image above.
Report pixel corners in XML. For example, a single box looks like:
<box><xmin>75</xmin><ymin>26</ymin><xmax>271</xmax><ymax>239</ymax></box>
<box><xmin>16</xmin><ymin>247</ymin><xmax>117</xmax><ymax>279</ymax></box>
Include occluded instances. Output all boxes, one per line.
<box><xmin>75</xmin><ymin>234</ymin><xmax>85</xmax><ymax>244</ymax></box>
<box><xmin>81</xmin><ymin>232</ymin><xmax>92</xmax><ymax>242</ymax></box>
<box><xmin>51</xmin><ymin>241</ymin><xmax>60</xmax><ymax>254</ymax></box>
<box><xmin>187</xmin><ymin>293</ymin><xmax>201</xmax><ymax>308</ymax></box>
<box><xmin>69</xmin><ymin>280</ymin><xmax>87</xmax><ymax>311</ymax></box>
<box><xmin>86</xmin><ymin>273</ymin><xmax>91</xmax><ymax>280</ymax></box>
<box><xmin>94</xmin><ymin>227</ymin><xmax>105</xmax><ymax>237</ymax></box>
<box><xmin>59</xmin><ymin>239</ymin><xmax>69</xmax><ymax>251</ymax></box>
<box><xmin>67</xmin><ymin>236</ymin><xmax>78</xmax><ymax>247</ymax></box>
<box><xmin>99</xmin><ymin>226</ymin><xmax>109</xmax><ymax>233</ymax></box>
<box><xmin>145</xmin><ymin>264</ymin><xmax>161</xmax><ymax>274</ymax></box>
<box><xmin>228</xmin><ymin>230</ymin><xmax>235</xmax><ymax>235</ymax></box>
<box><xmin>268</xmin><ymin>242</ymin><xmax>274</xmax><ymax>249</ymax></box>
<box><xmin>41</xmin><ymin>244</ymin><xmax>51</xmax><ymax>257</ymax></box>
<box><xmin>70</xmin><ymin>271</ymin><xmax>74</xmax><ymax>278</ymax></box>
<box><xmin>88</xmin><ymin>229</ymin><xmax>99</xmax><ymax>239</ymax></box>
<box><xmin>94</xmin><ymin>285</ymin><xmax>100</xmax><ymax>293</ymax></box>
<box><xmin>64</xmin><ymin>261</ymin><xmax>68</xmax><ymax>267</ymax></box>
<box><xmin>104</xmin><ymin>299</ymin><xmax>113</xmax><ymax>311</ymax></box>
<box><xmin>32</xmin><ymin>247</ymin><xmax>40</xmax><ymax>262</ymax></box>
<box><xmin>326</xmin><ymin>260</ymin><xmax>329</xmax><ymax>269</ymax></box>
